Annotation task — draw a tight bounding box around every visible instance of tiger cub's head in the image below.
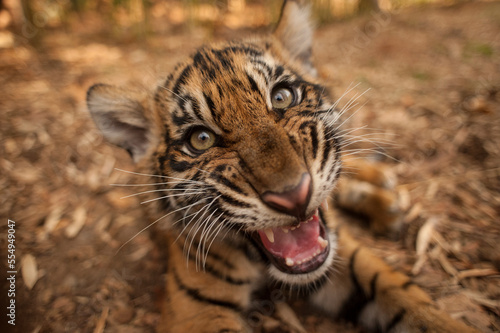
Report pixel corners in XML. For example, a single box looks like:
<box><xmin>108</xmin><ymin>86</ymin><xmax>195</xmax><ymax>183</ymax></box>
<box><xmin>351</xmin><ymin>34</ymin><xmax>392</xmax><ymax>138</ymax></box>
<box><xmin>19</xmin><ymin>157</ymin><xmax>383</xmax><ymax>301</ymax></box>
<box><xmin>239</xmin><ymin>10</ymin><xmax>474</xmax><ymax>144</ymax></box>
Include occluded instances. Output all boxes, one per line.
<box><xmin>87</xmin><ymin>0</ymin><xmax>342</xmax><ymax>285</ymax></box>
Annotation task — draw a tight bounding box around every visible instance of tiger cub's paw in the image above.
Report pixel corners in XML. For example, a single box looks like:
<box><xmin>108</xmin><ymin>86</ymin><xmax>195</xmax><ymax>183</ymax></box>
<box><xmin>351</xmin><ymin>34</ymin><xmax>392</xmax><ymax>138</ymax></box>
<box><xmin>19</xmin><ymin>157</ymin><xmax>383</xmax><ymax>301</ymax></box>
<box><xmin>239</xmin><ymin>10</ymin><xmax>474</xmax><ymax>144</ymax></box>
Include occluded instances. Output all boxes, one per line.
<box><xmin>250</xmin><ymin>301</ymin><xmax>307</xmax><ymax>333</ymax></box>
<box><xmin>337</xmin><ymin>159</ymin><xmax>401</xmax><ymax>235</ymax></box>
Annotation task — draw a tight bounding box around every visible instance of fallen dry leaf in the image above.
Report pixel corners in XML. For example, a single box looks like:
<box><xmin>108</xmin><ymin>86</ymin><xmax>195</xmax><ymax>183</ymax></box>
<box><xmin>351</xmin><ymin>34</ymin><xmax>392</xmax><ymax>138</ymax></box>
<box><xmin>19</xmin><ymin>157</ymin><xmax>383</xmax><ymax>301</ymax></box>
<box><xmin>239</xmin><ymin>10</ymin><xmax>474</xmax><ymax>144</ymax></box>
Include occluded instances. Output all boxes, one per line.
<box><xmin>65</xmin><ymin>205</ymin><xmax>87</xmax><ymax>239</ymax></box>
<box><xmin>456</xmin><ymin>268</ymin><xmax>498</xmax><ymax>282</ymax></box>
<box><xmin>43</xmin><ymin>205</ymin><xmax>65</xmax><ymax>235</ymax></box>
<box><xmin>21</xmin><ymin>254</ymin><xmax>38</xmax><ymax>290</ymax></box>
<box><xmin>93</xmin><ymin>306</ymin><xmax>109</xmax><ymax>333</ymax></box>
<box><xmin>415</xmin><ymin>217</ymin><xmax>438</xmax><ymax>256</ymax></box>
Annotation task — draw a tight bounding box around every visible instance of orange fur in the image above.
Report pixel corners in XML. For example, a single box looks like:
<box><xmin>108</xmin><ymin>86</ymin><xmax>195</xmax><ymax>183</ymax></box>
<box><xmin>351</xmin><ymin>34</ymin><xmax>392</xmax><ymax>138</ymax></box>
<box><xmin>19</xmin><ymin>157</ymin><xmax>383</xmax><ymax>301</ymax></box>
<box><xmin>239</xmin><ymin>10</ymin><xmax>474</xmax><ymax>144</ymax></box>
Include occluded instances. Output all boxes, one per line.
<box><xmin>87</xmin><ymin>1</ymin><xmax>479</xmax><ymax>332</ymax></box>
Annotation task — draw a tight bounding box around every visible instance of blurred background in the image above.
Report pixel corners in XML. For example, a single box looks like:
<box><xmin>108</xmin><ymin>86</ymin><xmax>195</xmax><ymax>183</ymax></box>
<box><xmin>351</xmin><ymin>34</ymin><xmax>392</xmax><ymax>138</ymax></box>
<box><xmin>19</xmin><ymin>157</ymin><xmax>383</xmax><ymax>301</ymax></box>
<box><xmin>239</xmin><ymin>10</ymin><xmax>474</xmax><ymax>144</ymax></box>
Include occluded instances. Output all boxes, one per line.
<box><xmin>1</xmin><ymin>0</ymin><xmax>493</xmax><ymax>46</ymax></box>
<box><xmin>1</xmin><ymin>0</ymin><xmax>499</xmax><ymax>332</ymax></box>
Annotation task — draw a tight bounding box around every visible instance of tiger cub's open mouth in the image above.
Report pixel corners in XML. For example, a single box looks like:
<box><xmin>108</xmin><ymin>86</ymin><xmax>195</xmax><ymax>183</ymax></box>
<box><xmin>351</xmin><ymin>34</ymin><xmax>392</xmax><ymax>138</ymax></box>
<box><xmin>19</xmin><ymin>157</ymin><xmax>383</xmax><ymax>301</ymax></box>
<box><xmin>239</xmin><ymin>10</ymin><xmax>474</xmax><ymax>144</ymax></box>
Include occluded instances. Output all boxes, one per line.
<box><xmin>255</xmin><ymin>209</ymin><xmax>330</xmax><ymax>274</ymax></box>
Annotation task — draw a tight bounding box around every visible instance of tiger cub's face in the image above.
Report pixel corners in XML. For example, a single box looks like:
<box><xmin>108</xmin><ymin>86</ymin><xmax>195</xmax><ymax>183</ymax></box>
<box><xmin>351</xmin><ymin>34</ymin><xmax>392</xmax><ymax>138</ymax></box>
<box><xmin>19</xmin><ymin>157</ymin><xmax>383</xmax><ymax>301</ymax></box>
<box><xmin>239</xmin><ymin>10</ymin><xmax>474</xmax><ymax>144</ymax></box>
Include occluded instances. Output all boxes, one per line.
<box><xmin>87</xmin><ymin>0</ymin><xmax>342</xmax><ymax>285</ymax></box>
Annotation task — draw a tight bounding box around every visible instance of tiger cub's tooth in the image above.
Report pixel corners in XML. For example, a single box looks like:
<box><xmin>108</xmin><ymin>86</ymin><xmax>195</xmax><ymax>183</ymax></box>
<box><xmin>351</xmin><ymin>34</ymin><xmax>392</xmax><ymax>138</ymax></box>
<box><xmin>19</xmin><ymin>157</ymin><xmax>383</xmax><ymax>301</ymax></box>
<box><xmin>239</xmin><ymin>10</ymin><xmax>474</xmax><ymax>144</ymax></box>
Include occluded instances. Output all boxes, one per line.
<box><xmin>318</xmin><ymin>236</ymin><xmax>328</xmax><ymax>249</ymax></box>
<box><xmin>281</xmin><ymin>227</ymin><xmax>289</xmax><ymax>233</ymax></box>
<box><xmin>263</xmin><ymin>228</ymin><xmax>275</xmax><ymax>243</ymax></box>
<box><xmin>285</xmin><ymin>258</ymin><xmax>294</xmax><ymax>266</ymax></box>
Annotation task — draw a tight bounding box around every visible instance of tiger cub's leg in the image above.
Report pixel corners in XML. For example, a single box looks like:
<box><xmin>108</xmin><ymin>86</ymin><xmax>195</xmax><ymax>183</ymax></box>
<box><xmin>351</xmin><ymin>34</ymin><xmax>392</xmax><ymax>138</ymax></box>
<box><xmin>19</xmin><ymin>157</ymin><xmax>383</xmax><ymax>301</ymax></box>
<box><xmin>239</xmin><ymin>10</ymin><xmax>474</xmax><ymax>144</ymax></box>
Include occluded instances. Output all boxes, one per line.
<box><xmin>336</xmin><ymin>158</ymin><xmax>401</xmax><ymax>235</ymax></box>
<box><xmin>158</xmin><ymin>234</ymin><xmax>261</xmax><ymax>333</ymax></box>
<box><xmin>311</xmin><ymin>225</ymin><xmax>479</xmax><ymax>333</ymax></box>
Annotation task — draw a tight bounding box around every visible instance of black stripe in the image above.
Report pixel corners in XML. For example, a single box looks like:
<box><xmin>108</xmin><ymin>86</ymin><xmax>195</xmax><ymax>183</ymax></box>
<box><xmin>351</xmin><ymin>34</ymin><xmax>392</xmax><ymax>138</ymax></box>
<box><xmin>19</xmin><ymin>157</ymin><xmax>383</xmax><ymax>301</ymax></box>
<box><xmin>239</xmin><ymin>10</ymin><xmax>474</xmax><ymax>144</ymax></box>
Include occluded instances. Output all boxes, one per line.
<box><xmin>385</xmin><ymin>309</ymin><xmax>406</xmax><ymax>332</ymax></box>
<box><xmin>401</xmin><ymin>280</ymin><xmax>415</xmax><ymax>290</ymax></box>
<box><xmin>246</xmin><ymin>72</ymin><xmax>265</xmax><ymax>104</ymax></box>
<box><xmin>193</xmin><ymin>49</ymin><xmax>218</xmax><ymax>81</ymax></box>
<box><xmin>177</xmin><ymin>94</ymin><xmax>187</xmax><ymax>110</ymax></box>
<box><xmin>171</xmin><ymin>182</ymin><xmax>189</xmax><ymax>193</ymax></box>
<box><xmin>321</xmin><ymin>126</ymin><xmax>336</xmax><ymax>171</ymax></box>
<box><xmin>203</xmin><ymin>67</ymin><xmax>218</xmax><ymax>81</ymax></box>
<box><xmin>220</xmin><ymin>177</ymin><xmax>245</xmax><ymax>195</ymax></box>
<box><xmin>173</xmin><ymin>65</ymin><xmax>192</xmax><ymax>95</ymax></box>
<box><xmin>308</xmin><ymin>83</ymin><xmax>327</xmax><ymax>99</ymax></box>
<box><xmin>251</xmin><ymin>59</ymin><xmax>272</xmax><ymax>75</ymax></box>
<box><xmin>157</xmin><ymin>195</ymin><xmax>170</xmax><ymax>212</ymax></box>
<box><xmin>204</xmin><ymin>92</ymin><xmax>219</xmax><ymax>123</ymax></box>
<box><xmin>169</xmin><ymin>158</ymin><xmax>194</xmax><ymax>172</ymax></box>
<box><xmin>231</xmin><ymin>77</ymin><xmax>246</xmax><ymax>91</ymax></box>
<box><xmin>211</xmin><ymin>173</ymin><xmax>245</xmax><ymax>195</ymax></box>
<box><xmin>228</xmin><ymin>45</ymin><xmax>262</xmax><ymax>58</ymax></box>
<box><xmin>193</xmin><ymin>49</ymin><xmax>209</xmax><ymax>68</ymax></box>
<box><xmin>185</xmin><ymin>251</ymin><xmax>253</xmax><ymax>286</ymax></box>
<box><xmin>338</xmin><ymin>290</ymin><xmax>368</xmax><ymax>323</ymax></box>
<box><xmin>152</xmin><ymin>168</ymin><xmax>172</xmax><ymax>212</ymax></box>
<box><xmin>217</xmin><ymin>85</ymin><xmax>224</xmax><ymax>100</ymax></box>
<box><xmin>223</xmin><ymin>211</ymin><xmax>258</xmax><ymax>222</ymax></box>
<box><xmin>298</xmin><ymin>110</ymin><xmax>318</xmax><ymax>117</ymax></box>
<box><xmin>349</xmin><ymin>248</ymin><xmax>362</xmax><ymax>290</ymax></box>
<box><xmin>212</xmin><ymin>207</ymin><xmax>257</xmax><ymax>224</ymax></box>
<box><xmin>154</xmin><ymin>86</ymin><xmax>166</xmax><ymax>107</ymax></box>
<box><xmin>189</xmin><ymin>169</ymin><xmax>204</xmax><ymax>184</ymax></box>
<box><xmin>242</xmin><ymin>241</ymin><xmax>266</xmax><ymax>263</ymax></box>
<box><xmin>329</xmin><ymin>158</ymin><xmax>341</xmax><ymax>184</ymax></box>
<box><xmin>273</xmin><ymin>65</ymin><xmax>284</xmax><ymax>79</ymax></box>
<box><xmin>246</xmin><ymin>72</ymin><xmax>260</xmax><ymax>93</ymax></box>
<box><xmin>338</xmin><ymin>248</ymin><xmax>370</xmax><ymax>323</ymax></box>
<box><xmin>163</xmin><ymin>74</ymin><xmax>173</xmax><ymax>89</ymax></box>
<box><xmin>220</xmin><ymin>194</ymin><xmax>252</xmax><ymax>208</ymax></box>
<box><xmin>158</xmin><ymin>127</ymin><xmax>171</xmax><ymax>170</ymax></box>
<box><xmin>370</xmin><ymin>272</ymin><xmax>379</xmax><ymax>300</ymax></box>
<box><xmin>237</xmin><ymin>158</ymin><xmax>250</xmax><ymax>174</ymax></box>
<box><xmin>173</xmin><ymin>267</ymin><xmax>244</xmax><ymax>312</ymax></box>
<box><xmin>184</xmin><ymin>94</ymin><xmax>204</xmax><ymax>122</ymax></box>
<box><xmin>250</xmin><ymin>59</ymin><xmax>272</xmax><ymax>82</ymax></box>
<box><xmin>176</xmin><ymin>235</ymin><xmax>238</xmax><ymax>270</ymax></box>
<box><xmin>214</xmin><ymin>164</ymin><xmax>228</xmax><ymax>173</ymax></box>
<box><xmin>309</xmin><ymin>125</ymin><xmax>319</xmax><ymax>159</ymax></box>
<box><xmin>172</xmin><ymin>108</ymin><xmax>195</xmax><ymax>126</ymax></box>
<box><xmin>298</xmin><ymin>120</ymin><xmax>315</xmax><ymax>130</ymax></box>
<box><xmin>288</xmin><ymin>134</ymin><xmax>297</xmax><ymax>148</ymax></box>
<box><xmin>204</xmin><ymin>264</ymin><xmax>253</xmax><ymax>286</ymax></box>
<box><xmin>214</xmin><ymin>50</ymin><xmax>235</xmax><ymax>72</ymax></box>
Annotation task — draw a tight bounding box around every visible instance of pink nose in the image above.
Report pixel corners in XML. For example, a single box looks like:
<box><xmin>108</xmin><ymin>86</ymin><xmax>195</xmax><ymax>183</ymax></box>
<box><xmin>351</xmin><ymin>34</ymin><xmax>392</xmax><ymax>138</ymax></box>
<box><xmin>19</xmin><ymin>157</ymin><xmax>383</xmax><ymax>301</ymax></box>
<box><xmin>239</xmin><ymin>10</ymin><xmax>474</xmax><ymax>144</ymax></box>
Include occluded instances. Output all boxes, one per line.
<box><xmin>262</xmin><ymin>173</ymin><xmax>312</xmax><ymax>220</ymax></box>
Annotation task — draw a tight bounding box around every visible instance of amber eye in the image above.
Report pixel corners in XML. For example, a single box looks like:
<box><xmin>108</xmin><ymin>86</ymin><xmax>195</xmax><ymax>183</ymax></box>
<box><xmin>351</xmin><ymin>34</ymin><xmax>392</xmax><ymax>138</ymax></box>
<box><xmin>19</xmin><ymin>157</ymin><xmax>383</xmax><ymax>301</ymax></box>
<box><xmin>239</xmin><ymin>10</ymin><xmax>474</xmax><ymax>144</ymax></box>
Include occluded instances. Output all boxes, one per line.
<box><xmin>271</xmin><ymin>86</ymin><xmax>295</xmax><ymax>109</ymax></box>
<box><xmin>189</xmin><ymin>128</ymin><xmax>216</xmax><ymax>152</ymax></box>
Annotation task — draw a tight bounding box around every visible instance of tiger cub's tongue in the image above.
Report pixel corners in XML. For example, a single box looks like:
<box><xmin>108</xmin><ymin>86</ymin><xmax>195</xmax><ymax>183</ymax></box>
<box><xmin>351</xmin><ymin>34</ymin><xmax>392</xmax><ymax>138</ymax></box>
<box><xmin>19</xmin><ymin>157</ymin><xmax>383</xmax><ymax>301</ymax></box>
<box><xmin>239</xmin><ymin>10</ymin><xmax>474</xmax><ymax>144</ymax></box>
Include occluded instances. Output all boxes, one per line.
<box><xmin>257</xmin><ymin>214</ymin><xmax>327</xmax><ymax>266</ymax></box>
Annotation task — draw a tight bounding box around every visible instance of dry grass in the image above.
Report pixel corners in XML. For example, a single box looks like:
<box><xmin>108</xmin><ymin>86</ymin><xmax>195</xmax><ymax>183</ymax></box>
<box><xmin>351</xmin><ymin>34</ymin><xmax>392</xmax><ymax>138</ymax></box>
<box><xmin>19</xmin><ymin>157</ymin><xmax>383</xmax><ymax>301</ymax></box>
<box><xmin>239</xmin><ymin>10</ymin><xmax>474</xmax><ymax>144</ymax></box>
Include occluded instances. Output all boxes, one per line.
<box><xmin>1</xmin><ymin>1</ymin><xmax>499</xmax><ymax>332</ymax></box>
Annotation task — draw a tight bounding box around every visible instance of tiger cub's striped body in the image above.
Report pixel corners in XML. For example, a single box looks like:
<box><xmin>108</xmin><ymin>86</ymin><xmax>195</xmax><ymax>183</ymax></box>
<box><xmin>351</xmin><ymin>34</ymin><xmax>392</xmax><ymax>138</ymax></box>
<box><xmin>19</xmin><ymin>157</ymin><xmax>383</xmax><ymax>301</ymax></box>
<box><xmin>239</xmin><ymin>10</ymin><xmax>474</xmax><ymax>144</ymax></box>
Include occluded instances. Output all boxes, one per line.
<box><xmin>87</xmin><ymin>1</ymin><xmax>478</xmax><ymax>332</ymax></box>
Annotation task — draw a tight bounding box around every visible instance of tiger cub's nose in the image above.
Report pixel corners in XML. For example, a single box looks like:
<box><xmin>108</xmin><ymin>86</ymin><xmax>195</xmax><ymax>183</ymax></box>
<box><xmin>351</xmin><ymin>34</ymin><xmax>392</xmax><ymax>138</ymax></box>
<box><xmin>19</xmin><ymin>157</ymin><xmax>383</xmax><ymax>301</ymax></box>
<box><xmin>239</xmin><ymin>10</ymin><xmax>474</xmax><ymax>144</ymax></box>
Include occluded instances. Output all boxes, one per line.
<box><xmin>262</xmin><ymin>173</ymin><xmax>312</xmax><ymax>220</ymax></box>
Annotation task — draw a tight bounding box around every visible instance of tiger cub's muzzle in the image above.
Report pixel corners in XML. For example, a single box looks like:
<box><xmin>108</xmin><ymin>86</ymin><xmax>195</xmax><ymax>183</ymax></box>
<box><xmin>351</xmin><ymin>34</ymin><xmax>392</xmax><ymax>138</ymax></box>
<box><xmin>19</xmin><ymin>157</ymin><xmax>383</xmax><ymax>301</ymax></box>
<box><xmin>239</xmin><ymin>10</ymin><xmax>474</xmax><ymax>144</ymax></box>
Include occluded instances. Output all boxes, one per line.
<box><xmin>253</xmin><ymin>172</ymin><xmax>331</xmax><ymax>275</ymax></box>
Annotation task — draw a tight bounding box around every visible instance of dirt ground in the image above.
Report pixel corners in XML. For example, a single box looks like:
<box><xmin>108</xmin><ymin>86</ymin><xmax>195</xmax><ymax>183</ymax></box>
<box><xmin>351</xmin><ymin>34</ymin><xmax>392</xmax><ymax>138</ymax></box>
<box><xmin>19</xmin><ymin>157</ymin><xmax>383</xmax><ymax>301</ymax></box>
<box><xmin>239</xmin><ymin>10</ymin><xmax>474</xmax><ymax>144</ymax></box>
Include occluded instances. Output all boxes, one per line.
<box><xmin>1</xmin><ymin>1</ymin><xmax>499</xmax><ymax>332</ymax></box>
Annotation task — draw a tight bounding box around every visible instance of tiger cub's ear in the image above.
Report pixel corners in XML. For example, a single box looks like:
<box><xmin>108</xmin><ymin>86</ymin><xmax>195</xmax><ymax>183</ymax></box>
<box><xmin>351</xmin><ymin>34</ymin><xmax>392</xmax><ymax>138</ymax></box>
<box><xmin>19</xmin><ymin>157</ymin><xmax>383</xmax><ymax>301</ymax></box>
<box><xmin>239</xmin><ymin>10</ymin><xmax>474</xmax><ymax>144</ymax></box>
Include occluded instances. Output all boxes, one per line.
<box><xmin>274</xmin><ymin>0</ymin><xmax>316</xmax><ymax>76</ymax></box>
<box><xmin>86</xmin><ymin>83</ymin><xmax>157</xmax><ymax>162</ymax></box>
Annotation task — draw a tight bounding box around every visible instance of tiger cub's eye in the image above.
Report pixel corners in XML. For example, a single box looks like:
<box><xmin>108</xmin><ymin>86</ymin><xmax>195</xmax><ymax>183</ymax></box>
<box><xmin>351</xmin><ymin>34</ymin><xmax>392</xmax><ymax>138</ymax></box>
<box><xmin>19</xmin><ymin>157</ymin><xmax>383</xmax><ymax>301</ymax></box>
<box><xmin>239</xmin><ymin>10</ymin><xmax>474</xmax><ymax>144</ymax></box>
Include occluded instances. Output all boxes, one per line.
<box><xmin>189</xmin><ymin>128</ymin><xmax>216</xmax><ymax>152</ymax></box>
<box><xmin>271</xmin><ymin>87</ymin><xmax>294</xmax><ymax>109</ymax></box>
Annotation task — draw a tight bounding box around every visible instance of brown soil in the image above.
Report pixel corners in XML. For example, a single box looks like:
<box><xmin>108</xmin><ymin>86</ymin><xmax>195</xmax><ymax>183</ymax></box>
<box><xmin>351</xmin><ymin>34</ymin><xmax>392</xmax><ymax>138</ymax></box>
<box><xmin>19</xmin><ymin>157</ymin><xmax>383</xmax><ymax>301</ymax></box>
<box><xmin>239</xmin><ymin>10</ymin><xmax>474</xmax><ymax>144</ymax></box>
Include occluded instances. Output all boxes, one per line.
<box><xmin>1</xmin><ymin>1</ymin><xmax>499</xmax><ymax>332</ymax></box>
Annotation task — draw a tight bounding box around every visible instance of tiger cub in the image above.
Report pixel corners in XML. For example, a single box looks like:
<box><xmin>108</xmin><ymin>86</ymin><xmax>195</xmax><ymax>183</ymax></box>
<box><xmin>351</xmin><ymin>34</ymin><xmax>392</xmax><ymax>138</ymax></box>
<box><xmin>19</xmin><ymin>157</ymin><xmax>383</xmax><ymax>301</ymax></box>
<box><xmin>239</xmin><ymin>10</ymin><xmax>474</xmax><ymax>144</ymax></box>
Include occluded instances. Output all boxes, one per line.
<box><xmin>87</xmin><ymin>0</ymin><xmax>478</xmax><ymax>332</ymax></box>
